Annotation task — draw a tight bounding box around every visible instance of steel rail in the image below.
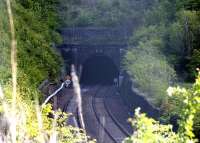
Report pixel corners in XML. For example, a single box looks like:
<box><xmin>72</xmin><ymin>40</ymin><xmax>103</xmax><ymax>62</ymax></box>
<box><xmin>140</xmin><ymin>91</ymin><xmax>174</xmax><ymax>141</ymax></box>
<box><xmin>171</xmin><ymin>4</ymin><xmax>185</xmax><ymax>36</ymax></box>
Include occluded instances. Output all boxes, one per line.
<box><xmin>62</xmin><ymin>94</ymin><xmax>83</xmax><ymax>129</ymax></box>
<box><xmin>103</xmin><ymin>88</ymin><xmax>131</xmax><ymax>137</ymax></box>
<box><xmin>91</xmin><ymin>86</ymin><xmax>117</xmax><ymax>143</ymax></box>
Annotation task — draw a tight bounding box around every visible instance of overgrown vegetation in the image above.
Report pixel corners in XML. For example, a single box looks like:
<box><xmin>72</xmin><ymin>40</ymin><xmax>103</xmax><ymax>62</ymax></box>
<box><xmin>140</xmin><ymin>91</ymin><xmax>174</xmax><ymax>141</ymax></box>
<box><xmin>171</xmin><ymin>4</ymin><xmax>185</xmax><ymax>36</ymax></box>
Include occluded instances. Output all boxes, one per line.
<box><xmin>1</xmin><ymin>0</ymin><xmax>200</xmax><ymax>142</ymax></box>
<box><xmin>14</xmin><ymin>0</ymin><xmax>62</xmax><ymax>100</ymax></box>
<box><xmin>124</xmin><ymin>0</ymin><xmax>200</xmax><ymax>140</ymax></box>
<box><xmin>60</xmin><ymin>0</ymin><xmax>200</xmax><ymax>141</ymax></box>
<box><xmin>59</xmin><ymin>0</ymin><xmax>154</xmax><ymax>27</ymax></box>
<box><xmin>0</xmin><ymin>0</ymin><xmax>95</xmax><ymax>142</ymax></box>
<box><xmin>124</xmin><ymin>73</ymin><xmax>200</xmax><ymax>143</ymax></box>
<box><xmin>124</xmin><ymin>108</ymin><xmax>181</xmax><ymax>143</ymax></box>
<box><xmin>0</xmin><ymin>0</ymin><xmax>11</xmax><ymax>85</ymax></box>
<box><xmin>124</xmin><ymin>31</ymin><xmax>176</xmax><ymax>107</ymax></box>
<box><xmin>0</xmin><ymin>95</ymin><xmax>94</xmax><ymax>142</ymax></box>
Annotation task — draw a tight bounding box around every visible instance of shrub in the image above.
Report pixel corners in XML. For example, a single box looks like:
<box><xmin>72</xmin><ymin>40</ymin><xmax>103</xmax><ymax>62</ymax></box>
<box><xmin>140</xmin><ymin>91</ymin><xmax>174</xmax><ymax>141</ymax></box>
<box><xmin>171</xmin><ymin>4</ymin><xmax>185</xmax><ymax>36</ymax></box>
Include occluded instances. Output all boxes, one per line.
<box><xmin>12</xmin><ymin>0</ymin><xmax>62</xmax><ymax>100</ymax></box>
<box><xmin>124</xmin><ymin>73</ymin><xmax>200</xmax><ymax>143</ymax></box>
<box><xmin>124</xmin><ymin>38</ymin><xmax>176</xmax><ymax>107</ymax></box>
<box><xmin>0</xmin><ymin>0</ymin><xmax>11</xmax><ymax>85</ymax></box>
<box><xmin>123</xmin><ymin>108</ymin><xmax>180</xmax><ymax>143</ymax></box>
<box><xmin>0</xmin><ymin>86</ymin><xmax>95</xmax><ymax>143</ymax></box>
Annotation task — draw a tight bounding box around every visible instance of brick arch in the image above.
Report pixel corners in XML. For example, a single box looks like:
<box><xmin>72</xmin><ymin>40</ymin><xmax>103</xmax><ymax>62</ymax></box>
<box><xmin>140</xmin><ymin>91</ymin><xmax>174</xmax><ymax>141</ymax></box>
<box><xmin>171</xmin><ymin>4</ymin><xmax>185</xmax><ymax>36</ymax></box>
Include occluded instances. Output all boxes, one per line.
<box><xmin>80</xmin><ymin>53</ymin><xmax>119</xmax><ymax>85</ymax></box>
<box><xmin>84</xmin><ymin>53</ymin><xmax>118</xmax><ymax>68</ymax></box>
<box><xmin>58</xmin><ymin>44</ymin><xmax>125</xmax><ymax>77</ymax></box>
<box><xmin>77</xmin><ymin>48</ymin><xmax>120</xmax><ymax>71</ymax></box>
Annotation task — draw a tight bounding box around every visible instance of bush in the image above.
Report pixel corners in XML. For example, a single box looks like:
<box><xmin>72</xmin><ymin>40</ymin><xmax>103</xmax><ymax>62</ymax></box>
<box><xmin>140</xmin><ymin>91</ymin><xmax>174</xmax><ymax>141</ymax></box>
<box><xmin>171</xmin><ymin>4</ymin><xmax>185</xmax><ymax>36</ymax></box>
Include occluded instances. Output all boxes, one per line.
<box><xmin>12</xmin><ymin>0</ymin><xmax>62</xmax><ymax>100</ymax></box>
<box><xmin>1</xmin><ymin>0</ymin><xmax>94</xmax><ymax>142</ymax></box>
<box><xmin>0</xmin><ymin>86</ymin><xmax>95</xmax><ymax>142</ymax></box>
<box><xmin>124</xmin><ymin>26</ymin><xmax>176</xmax><ymax>107</ymax></box>
<box><xmin>59</xmin><ymin>0</ymin><xmax>154</xmax><ymax>27</ymax></box>
<box><xmin>0</xmin><ymin>0</ymin><xmax>11</xmax><ymax>85</ymax></box>
<box><xmin>124</xmin><ymin>74</ymin><xmax>200</xmax><ymax>143</ymax></box>
<box><xmin>123</xmin><ymin>108</ymin><xmax>180</xmax><ymax>143</ymax></box>
<box><xmin>166</xmin><ymin>73</ymin><xmax>200</xmax><ymax>140</ymax></box>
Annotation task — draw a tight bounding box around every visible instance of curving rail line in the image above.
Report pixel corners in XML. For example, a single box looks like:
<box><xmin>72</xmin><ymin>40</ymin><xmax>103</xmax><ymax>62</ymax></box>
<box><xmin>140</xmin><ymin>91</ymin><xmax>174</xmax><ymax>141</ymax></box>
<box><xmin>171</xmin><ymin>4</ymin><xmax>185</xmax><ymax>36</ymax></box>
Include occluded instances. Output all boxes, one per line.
<box><xmin>62</xmin><ymin>97</ymin><xmax>83</xmax><ymax>129</ymax></box>
<box><xmin>103</xmin><ymin>90</ymin><xmax>131</xmax><ymax>137</ymax></box>
<box><xmin>62</xmin><ymin>99</ymin><xmax>72</xmax><ymax>113</ymax></box>
<box><xmin>92</xmin><ymin>87</ymin><xmax>117</xmax><ymax>143</ymax></box>
<box><xmin>91</xmin><ymin>86</ymin><xmax>129</xmax><ymax>143</ymax></box>
<box><xmin>63</xmin><ymin>86</ymin><xmax>130</xmax><ymax>142</ymax></box>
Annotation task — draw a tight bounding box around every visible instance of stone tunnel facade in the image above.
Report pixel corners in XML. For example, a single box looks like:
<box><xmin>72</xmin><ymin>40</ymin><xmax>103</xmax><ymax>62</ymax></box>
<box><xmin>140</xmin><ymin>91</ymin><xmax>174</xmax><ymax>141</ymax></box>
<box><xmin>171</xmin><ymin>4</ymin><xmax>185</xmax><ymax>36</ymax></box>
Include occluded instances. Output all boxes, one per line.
<box><xmin>59</xmin><ymin>44</ymin><xmax>126</xmax><ymax>76</ymax></box>
<box><xmin>58</xmin><ymin>27</ymin><xmax>131</xmax><ymax>77</ymax></box>
<box><xmin>73</xmin><ymin>45</ymin><xmax>122</xmax><ymax>70</ymax></box>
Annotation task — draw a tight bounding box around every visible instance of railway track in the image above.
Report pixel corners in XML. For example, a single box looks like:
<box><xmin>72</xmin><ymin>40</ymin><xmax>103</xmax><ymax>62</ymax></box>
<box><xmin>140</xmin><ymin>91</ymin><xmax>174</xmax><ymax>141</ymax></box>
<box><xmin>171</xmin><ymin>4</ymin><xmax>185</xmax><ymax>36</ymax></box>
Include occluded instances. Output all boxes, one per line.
<box><xmin>103</xmin><ymin>91</ymin><xmax>131</xmax><ymax>137</ymax></box>
<box><xmin>62</xmin><ymin>99</ymin><xmax>72</xmax><ymax>113</ymax></box>
<box><xmin>91</xmin><ymin>86</ymin><xmax>129</xmax><ymax>143</ymax></box>
<box><xmin>62</xmin><ymin>86</ymin><xmax>130</xmax><ymax>143</ymax></box>
<box><xmin>62</xmin><ymin>97</ymin><xmax>81</xmax><ymax>128</ymax></box>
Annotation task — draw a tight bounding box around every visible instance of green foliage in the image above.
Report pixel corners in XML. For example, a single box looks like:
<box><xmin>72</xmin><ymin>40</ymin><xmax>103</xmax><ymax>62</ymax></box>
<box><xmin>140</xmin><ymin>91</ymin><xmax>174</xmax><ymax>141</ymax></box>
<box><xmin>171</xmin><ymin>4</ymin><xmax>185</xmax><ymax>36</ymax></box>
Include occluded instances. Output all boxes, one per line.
<box><xmin>125</xmin><ymin>0</ymin><xmax>200</xmax><ymax>81</ymax></box>
<box><xmin>124</xmin><ymin>74</ymin><xmax>200</xmax><ymax>143</ymax></box>
<box><xmin>0</xmin><ymin>0</ymin><xmax>94</xmax><ymax>142</ymax></box>
<box><xmin>124</xmin><ymin>108</ymin><xmax>180</xmax><ymax>143</ymax></box>
<box><xmin>125</xmin><ymin>24</ymin><xmax>176</xmax><ymax>107</ymax></box>
<box><xmin>59</xmin><ymin>0</ymin><xmax>154</xmax><ymax>27</ymax></box>
<box><xmin>12</xmin><ymin>0</ymin><xmax>62</xmax><ymax>100</ymax></box>
<box><xmin>179</xmin><ymin>10</ymin><xmax>200</xmax><ymax>80</ymax></box>
<box><xmin>129</xmin><ymin>25</ymin><xmax>165</xmax><ymax>47</ymax></box>
<box><xmin>141</xmin><ymin>0</ymin><xmax>186</xmax><ymax>68</ymax></box>
<box><xmin>183</xmin><ymin>0</ymin><xmax>200</xmax><ymax>11</ymax></box>
<box><xmin>166</xmin><ymin>73</ymin><xmax>200</xmax><ymax>141</ymax></box>
<box><xmin>187</xmin><ymin>49</ymin><xmax>200</xmax><ymax>78</ymax></box>
<box><xmin>124</xmin><ymin>40</ymin><xmax>176</xmax><ymax>107</ymax></box>
<box><xmin>0</xmin><ymin>0</ymin><xmax>11</xmax><ymax>85</ymax></box>
<box><xmin>124</xmin><ymin>0</ymin><xmax>200</xmax><ymax>104</ymax></box>
<box><xmin>0</xmin><ymin>90</ymin><xmax>95</xmax><ymax>143</ymax></box>
<box><xmin>163</xmin><ymin>21</ymin><xmax>184</xmax><ymax>65</ymax></box>
<box><xmin>124</xmin><ymin>0</ymin><xmax>200</xmax><ymax>138</ymax></box>
<box><xmin>124</xmin><ymin>0</ymin><xmax>182</xmax><ymax>109</ymax></box>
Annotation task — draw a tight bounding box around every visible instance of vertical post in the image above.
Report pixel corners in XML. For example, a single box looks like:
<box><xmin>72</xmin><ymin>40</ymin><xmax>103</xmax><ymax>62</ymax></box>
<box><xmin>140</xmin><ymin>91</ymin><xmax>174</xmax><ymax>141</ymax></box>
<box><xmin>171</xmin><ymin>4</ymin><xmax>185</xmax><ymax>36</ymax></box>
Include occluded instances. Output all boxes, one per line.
<box><xmin>79</xmin><ymin>64</ymin><xmax>83</xmax><ymax>80</ymax></box>
<box><xmin>71</xmin><ymin>65</ymin><xmax>86</xmax><ymax>130</ymax></box>
<box><xmin>72</xmin><ymin>48</ymin><xmax>78</xmax><ymax>70</ymax></box>
<box><xmin>53</xmin><ymin>96</ymin><xmax>57</xmax><ymax>110</ymax></box>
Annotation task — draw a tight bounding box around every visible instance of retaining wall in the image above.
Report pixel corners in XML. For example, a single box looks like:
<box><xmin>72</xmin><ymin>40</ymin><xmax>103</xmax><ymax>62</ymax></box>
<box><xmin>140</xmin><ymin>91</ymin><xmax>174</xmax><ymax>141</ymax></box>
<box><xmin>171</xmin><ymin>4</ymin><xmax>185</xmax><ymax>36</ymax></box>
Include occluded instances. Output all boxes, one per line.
<box><xmin>120</xmin><ymin>72</ymin><xmax>160</xmax><ymax>119</ymax></box>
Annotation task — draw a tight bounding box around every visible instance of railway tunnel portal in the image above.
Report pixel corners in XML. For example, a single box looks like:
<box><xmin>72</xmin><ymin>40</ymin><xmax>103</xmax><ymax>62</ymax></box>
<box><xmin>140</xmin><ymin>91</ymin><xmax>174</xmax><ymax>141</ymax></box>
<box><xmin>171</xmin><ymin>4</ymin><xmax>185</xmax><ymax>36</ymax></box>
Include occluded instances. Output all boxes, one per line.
<box><xmin>81</xmin><ymin>53</ymin><xmax>119</xmax><ymax>85</ymax></box>
<box><xmin>58</xmin><ymin>27</ymin><xmax>130</xmax><ymax>85</ymax></box>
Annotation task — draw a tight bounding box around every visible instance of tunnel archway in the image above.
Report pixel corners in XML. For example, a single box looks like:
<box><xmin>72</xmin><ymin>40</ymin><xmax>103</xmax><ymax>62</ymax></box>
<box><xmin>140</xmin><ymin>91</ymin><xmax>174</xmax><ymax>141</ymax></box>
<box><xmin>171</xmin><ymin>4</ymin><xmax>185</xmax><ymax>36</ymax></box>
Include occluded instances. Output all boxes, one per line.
<box><xmin>80</xmin><ymin>54</ymin><xmax>119</xmax><ymax>85</ymax></box>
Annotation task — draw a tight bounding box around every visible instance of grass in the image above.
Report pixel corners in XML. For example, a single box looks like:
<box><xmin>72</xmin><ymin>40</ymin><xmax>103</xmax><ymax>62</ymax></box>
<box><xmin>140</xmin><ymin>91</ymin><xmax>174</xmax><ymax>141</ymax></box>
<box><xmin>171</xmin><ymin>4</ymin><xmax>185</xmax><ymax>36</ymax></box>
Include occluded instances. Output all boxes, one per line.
<box><xmin>0</xmin><ymin>0</ymin><xmax>11</xmax><ymax>85</ymax></box>
<box><xmin>0</xmin><ymin>0</ymin><xmax>95</xmax><ymax>142</ymax></box>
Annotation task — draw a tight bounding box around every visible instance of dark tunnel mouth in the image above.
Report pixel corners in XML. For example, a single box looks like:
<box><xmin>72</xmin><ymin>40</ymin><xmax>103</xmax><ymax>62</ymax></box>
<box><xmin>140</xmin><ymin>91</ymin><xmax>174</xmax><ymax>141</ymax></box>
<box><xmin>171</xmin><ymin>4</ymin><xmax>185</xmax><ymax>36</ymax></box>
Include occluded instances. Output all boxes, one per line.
<box><xmin>80</xmin><ymin>54</ymin><xmax>119</xmax><ymax>85</ymax></box>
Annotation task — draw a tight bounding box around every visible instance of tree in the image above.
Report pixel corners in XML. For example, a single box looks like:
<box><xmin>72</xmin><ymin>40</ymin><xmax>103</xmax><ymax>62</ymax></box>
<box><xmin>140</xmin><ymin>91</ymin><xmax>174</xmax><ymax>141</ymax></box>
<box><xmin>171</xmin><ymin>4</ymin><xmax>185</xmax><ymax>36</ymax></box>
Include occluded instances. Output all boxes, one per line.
<box><xmin>124</xmin><ymin>73</ymin><xmax>200</xmax><ymax>143</ymax></box>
